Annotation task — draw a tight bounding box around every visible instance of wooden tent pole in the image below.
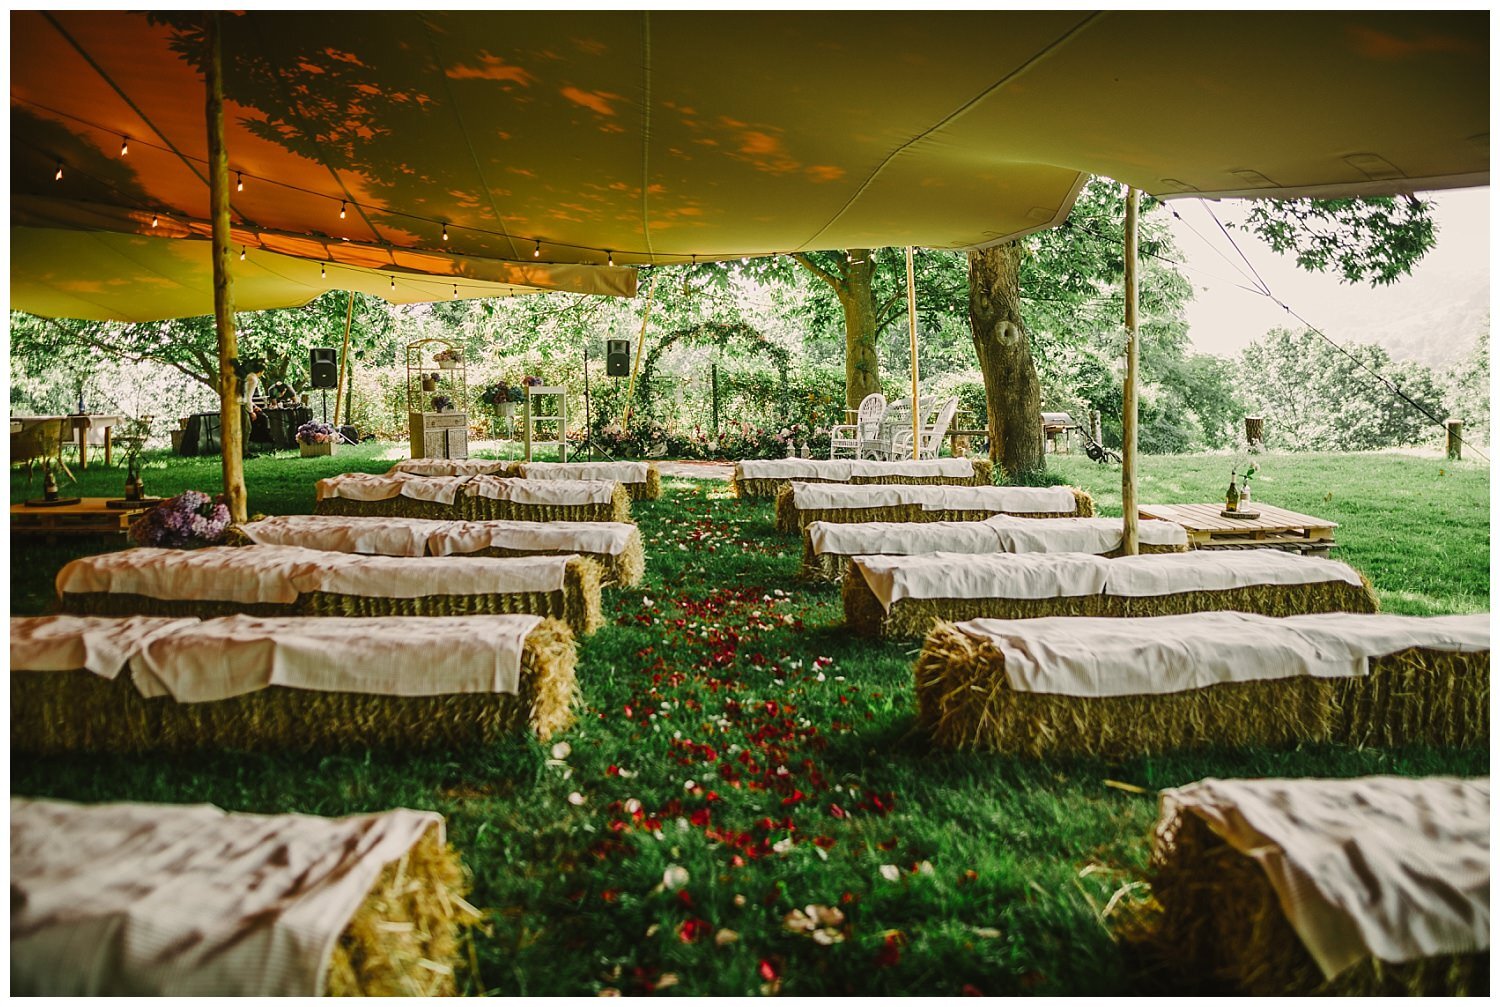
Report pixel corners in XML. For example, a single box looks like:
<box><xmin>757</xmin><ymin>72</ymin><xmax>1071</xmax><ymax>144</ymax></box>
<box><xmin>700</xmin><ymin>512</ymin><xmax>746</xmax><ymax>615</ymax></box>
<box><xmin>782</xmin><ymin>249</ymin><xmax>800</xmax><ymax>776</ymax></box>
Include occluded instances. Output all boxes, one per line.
<box><xmin>906</xmin><ymin>246</ymin><xmax>920</xmax><ymax>460</ymax></box>
<box><xmin>621</xmin><ymin>274</ymin><xmax>658</xmax><ymax>426</ymax></box>
<box><xmin>1121</xmin><ymin>185</ymin><xmax>1141</xmax><ymax>555</ymax></box>
<box><xmin>333</xmin><ymin>290</ymin><xmax>354</xmax><ymax>431</ymax></box>
<box><xmin>206</xmin><ymin>13</ymin><xmax>247</xmax><ymax>524</ymax></box>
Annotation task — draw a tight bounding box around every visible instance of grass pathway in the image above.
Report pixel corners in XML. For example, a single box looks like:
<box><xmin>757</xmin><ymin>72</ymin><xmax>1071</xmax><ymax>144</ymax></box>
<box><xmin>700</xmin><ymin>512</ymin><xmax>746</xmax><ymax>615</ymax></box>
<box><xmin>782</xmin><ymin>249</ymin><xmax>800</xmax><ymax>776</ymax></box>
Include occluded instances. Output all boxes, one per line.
<box><xmin>10</xmin><ymin>447</ymin><xmax>1489</xmax><ymax>994</ymax></box>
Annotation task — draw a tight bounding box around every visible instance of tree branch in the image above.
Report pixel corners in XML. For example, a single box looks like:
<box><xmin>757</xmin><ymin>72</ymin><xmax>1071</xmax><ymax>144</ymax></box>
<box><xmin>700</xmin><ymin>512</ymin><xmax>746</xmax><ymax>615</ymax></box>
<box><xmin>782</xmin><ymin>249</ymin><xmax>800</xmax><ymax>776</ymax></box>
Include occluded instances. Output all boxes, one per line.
<box><xmin>791</xmin><ymin>253</ymin><xmax>845</xmax><ymax>295</ymax></box>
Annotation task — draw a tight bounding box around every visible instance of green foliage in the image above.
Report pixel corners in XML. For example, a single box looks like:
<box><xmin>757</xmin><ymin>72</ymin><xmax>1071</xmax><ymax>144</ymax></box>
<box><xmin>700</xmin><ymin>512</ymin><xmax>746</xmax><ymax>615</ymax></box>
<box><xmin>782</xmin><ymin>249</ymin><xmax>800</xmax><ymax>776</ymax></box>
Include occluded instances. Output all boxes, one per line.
<box><xmin>1237</xmin><ymin>196</ymin><xmax>1436</xmax><ymax>286</ymax></box>
<box><xmin>1237</xmin><ymin>328</ymin><xmax>1448</xmax><ymax>451</ymax></box>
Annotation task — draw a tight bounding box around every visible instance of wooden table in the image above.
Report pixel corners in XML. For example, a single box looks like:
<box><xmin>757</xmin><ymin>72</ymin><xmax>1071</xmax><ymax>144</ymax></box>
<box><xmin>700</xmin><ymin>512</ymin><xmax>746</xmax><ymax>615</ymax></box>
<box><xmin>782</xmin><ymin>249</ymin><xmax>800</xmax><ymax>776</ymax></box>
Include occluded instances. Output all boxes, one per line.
<box><xmin>12</xmin><ymin>415</ymin><xmax>124</xmax><ymax>469</ymax></box>
<box><xmin>1138</xmin><ymin>502</ymin><xmax>1338</xmax><ymax>557</ymax></box>
<box><xmin>11</xmin><ymin>497</ymin><xmax>150</xmax><ymax>538</ymax></box>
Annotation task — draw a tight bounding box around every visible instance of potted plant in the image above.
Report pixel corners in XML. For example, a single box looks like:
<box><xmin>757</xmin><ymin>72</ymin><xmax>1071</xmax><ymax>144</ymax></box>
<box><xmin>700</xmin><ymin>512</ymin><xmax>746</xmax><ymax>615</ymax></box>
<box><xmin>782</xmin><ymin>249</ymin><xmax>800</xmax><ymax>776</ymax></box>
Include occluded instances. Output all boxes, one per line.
<box><xmin>295</xmin><ymin>420</ymin><xmax>338</xmax><ymax>457</ymax></box>
<box><xmin>420</xmin><ymin>371</ymin><xmax>438</xmax><ymax>393</ymax></box>
<box><xmin>482</xmin><ymin>380</ymin><xmax>516</xmax><ymax>417</ymax></box>
<box><xmin>432</xmin><ymin>393</ymin><xmax>454</xmax><ymax>413</ymax></box>
<box><xmin>434</xmin><ymin>347</ymin><xmax>463</xmax><ymax>370</ymax></box>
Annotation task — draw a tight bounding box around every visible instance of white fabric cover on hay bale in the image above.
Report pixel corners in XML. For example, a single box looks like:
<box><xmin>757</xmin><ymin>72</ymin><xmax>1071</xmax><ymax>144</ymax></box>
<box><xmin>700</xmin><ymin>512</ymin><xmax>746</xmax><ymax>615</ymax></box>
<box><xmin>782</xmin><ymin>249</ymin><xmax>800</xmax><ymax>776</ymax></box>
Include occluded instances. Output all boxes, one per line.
<box><xmin>517</xmin><ymin>460</ymin><xmax>661</xmax><ymax>500</ymax></box>
<box><xmin>846</xmin><ymin>549</ymin><xmax>1377</xmax><ymax>638</ymax></box>
<box><xmin>914</xmin><ymin>611</ymin><xmax>1489</xmax><ymax>757</ymax></box>
<box><xmin>389</xmin><ymin>457</ymin><xmax>512</xmax><ymax>477</ymax></box>
<box><xmin>733</xmin><ymin>457</ymin><xmax>990</xmax><ymax>499</ymax></box>
<box><xmin>800</xmin><ymin>515</ymin><xmax>1187</xmax><ymax>581</ymax></box>
<box><xmin>775</xmin><ymin>481</ymin><xmax>1089</xmax><ymax>533</ymax></box>
<box><xmin>11</xmin><ymin>797</ymin><xmax>477</xmax><ymax>996</ymax></box>
<box><xmin>315</xmin><ymin>472</ymin><xmax>631</xmax><ymax>522</ymax></box>
<box><xmin>1148</xmin><ymin>775</ymin><xmax>1489</xmax><ymax>995</ymax></box>
<box><xmin>55</xmin><ymin>545</ymin><xmax>603</xmax><ymax>636</ymax></box>
<box><xmin>238</xmin><ymin>514</ymin><xmax>644</xmax><ymax>585</ymax></box>
<box><xmin>11</xmin><ymin>612</ymin><xmax>580</xmax><ymax>750</ymax></box>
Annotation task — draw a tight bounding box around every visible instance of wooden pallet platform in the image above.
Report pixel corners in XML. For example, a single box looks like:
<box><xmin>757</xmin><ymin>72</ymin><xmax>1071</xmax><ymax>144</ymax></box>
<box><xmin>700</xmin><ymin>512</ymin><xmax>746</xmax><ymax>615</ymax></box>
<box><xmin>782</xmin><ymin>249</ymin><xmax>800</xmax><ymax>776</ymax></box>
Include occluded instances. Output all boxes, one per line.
<box><xmin>1139</xmin><ymin>502</ymin><xmax>1337</xmax><ymax>556</ymax></box>
<box><xmin>11</xmin><ymin>497</ymin><xmax>147</xmax><ymax>538</ymax></box>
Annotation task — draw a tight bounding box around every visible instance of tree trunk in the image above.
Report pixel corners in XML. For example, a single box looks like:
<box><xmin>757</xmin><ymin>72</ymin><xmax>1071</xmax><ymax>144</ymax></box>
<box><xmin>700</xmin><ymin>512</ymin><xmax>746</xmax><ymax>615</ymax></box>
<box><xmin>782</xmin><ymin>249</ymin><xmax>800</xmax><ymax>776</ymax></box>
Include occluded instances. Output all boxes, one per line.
<box><xmin>968</xmin><ymin>243</ymin><xmax>1043</xmax><ymax>480</ymax></box>
<box><xmin>839</xmin><ymin>251</ymin><xmax>881</xmax><ymax>409</ymax></box>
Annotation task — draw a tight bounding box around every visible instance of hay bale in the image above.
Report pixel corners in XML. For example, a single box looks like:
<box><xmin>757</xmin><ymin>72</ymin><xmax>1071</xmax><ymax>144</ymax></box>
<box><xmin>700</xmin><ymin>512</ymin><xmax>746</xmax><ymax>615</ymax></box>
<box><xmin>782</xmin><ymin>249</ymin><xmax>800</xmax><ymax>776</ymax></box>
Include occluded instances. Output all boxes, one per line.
<box><xmin>1334</xmin><ymin>646</ymin><xmax>1489</xmax><ymax>749</ymax></box>
<box><xmin>60</xmin><ymin>556</ymin><xmax>605</xmax><ymax>638</ymax></box>
<box><xmin>912</xmin><ymin>621</ymin><xmax>1336</xmax><ymax>758</ymax></box>
<box><xmin>12</xmin><ymin>618</ymin><xmax>578</xmax><ymax>754</ymax></box>
<box><xmin>459</xmin><ymin>481</ymin><xmax>631</xmax><ymax>523</ymax></box>
<box><xmin>775</xmin><ymin>483</ymin><xmax>1093</xmax><ymax>534</ymax></box>
<box><xmin>843</xmin><ymin>567</ymin><xmax>1108</xmax><ymax>638</ymax></box>
<box><xmin>842</xmin><ymin>561</ymin><xmax>1379</xmax><ymax>640</ymax></box>
<box><xmin>325</xmin><ymin>821</ymin><xmax>481</xmax><ymax>996</ymax></box>
<box><xmin>798</xmin><ymin>530</ymin><xmax>1185</xmax><ymax>582</ymax></box>
<box><xmin>736</xmin><ymin>458</ymin><xmax>994</xmax><ymax>500</ymax></box>
<box><xmin>315</xmin><ymin>496</ymin><xmax>457</xmax><ymax>521</ymax></box>
<box><xmin>1148</xmin><ymin>796</ymin><xmax>1486</xmax><ymax>995</ymax></box>
<box><xmin>449</xmin><ymin>529</ymin><xmax>644</xmax><ymax>587</ymax></box>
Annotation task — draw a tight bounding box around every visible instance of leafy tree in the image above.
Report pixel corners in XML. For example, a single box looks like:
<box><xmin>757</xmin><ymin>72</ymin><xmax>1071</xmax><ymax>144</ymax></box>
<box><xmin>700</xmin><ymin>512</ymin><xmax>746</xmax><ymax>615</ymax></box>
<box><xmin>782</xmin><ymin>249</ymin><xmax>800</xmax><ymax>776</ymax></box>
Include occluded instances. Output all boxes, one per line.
<box><xmin>1440</xmin><ymin>331</ymin><xmax>1490</xmax><ymax>444</ymax></box>
<box><xmin>1236</xmin><ymin>196</ymin><xmax>1436</xmax><ymax>286</ymax></box>
<box><xmin>1237</xmin><ymin>327</ymin><xmax>1446</xmax><ymax>450</ymax></box>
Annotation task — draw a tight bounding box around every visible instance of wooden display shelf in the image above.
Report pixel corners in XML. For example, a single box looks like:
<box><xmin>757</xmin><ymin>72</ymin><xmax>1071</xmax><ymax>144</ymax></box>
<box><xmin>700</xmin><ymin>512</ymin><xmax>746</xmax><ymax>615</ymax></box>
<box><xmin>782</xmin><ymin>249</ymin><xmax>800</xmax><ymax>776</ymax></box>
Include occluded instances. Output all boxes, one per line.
<box><xmin>1138</xmin><ymin>502</ymin><xmax>1338</xmax><ymax>557</ymax></box>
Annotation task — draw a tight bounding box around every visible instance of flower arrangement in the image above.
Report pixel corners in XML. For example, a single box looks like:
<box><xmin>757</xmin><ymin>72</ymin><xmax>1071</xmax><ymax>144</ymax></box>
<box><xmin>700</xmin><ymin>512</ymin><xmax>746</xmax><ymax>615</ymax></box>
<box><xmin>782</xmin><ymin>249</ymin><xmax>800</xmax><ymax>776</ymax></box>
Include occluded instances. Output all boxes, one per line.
<box><xmin>295</xmin><ymin>420</ymin><xmax>337</xmax><ymax>445</ymax></box>
<box><xmin>432</xmin><ymin>394</ymin><xmax>454</xmax><ymax>412</ymax></box>
<box><xmin>522</xmin><ymin>375</ymin><xmax>544</xmax><ymax>388</ymax></box>
<box><xmin>128</xmin><ymin>490</ymin><xmax>230</xmax><ymax>549</ymax></box>
<box><xmin>480</xmin><ymin>380</ymin><xmax>511</xmax><ymax>408</ymax></box>
<box><xmin>434</xmin><ymin>348</ymin><xmax>462</xmax><ymax>364</ymax></box>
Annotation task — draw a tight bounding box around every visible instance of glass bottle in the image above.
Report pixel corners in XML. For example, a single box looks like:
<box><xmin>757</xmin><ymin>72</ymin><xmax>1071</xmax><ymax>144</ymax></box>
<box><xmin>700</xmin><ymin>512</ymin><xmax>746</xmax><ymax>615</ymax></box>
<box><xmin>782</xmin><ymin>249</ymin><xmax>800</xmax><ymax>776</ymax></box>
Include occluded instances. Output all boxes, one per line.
<box><xmin>1225</xmin><ymin>477</ymin><xmax>1240</xmax><ymax>513</ymax></box>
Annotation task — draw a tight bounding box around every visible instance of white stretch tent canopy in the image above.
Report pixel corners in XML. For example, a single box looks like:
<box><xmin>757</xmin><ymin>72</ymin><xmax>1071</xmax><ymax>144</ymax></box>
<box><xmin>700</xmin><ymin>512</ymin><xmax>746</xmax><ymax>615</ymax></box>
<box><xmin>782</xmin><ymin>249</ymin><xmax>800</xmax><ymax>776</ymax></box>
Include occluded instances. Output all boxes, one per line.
<box><xmin>10</xmin><ymin>11</ymin><xmax>1486</xmax><ymax>320</ymax></box>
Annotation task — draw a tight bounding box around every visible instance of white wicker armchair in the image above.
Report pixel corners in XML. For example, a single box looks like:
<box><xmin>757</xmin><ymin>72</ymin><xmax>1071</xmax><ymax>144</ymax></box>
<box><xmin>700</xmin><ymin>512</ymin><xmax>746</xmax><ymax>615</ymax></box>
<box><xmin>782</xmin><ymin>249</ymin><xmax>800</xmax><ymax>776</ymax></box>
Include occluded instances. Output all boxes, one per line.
<box><xmin>889</xmin><ymin>396</ymin><xmax>959</xmax><ymax>460</ymax></box>
<box><xmin>829</xmin><ymin>393</ymin><xmax>886</xmax><ymax>459</ymax></box>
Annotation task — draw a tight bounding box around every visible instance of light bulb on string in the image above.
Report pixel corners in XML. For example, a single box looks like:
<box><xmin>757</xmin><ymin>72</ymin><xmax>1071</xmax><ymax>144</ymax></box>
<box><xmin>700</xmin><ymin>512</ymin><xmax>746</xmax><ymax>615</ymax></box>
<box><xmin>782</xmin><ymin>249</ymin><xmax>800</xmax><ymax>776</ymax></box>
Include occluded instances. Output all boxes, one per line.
<box><xmin>607</xmin><ymin>250</ymin><xmax>614</xmax><ymax>267</ymax></box>
<box><xmin>441</xmin><ymin>223</ymin><xmax>449</xmax><ymax>242</ymax></box>
<box><xmin>151</xmin><ymin>214</ymin><xmax>159</xmax><ymax>228</ymax></box>
<box><xmin>320</xmin><ymin>262</ymin><xmax>326</xmax><ymax>279</ymax></box>
<box><xmin>54</xmin><ymin>163</ymin><xmax>63</xmax><ymax>181</ymax></box>
<box><xmin>236</xmin><ymin>172</ymin><xmax>244</xmax><ymax>192</ymax></box>
<box><xmin>119</xmin><ymin>137</ymin><xmax>129</xmax><ymax>156</ymax></box>
<box><xmin>339</xmin><ymin>201</ymin><xmax>347</xmax><ymax>220</ymax></box>
<box><xmin>533</xmin><ymin>239</ymin><xmax>541</xmax><ymax>258</ymax></box>
<box><xmin>239</xmin><ymin>246</ymin><xmax>246</xmax><ymax>261</ymax></box>
<box><xmin>390</xmin><ymin>275</ymin><xmax>396</xmax><ymax>291</ymax></box>
<box><xmin>452</xmin><ymin>285</ymin><xmax>459</xmax><ymax>300</ymax></box>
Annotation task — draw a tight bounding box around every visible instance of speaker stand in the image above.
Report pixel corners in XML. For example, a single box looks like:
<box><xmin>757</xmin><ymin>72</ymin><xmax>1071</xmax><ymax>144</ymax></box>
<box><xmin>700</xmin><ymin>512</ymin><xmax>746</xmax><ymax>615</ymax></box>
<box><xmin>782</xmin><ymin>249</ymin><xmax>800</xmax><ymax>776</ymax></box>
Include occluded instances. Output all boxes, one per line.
<box><xmin>574</xmin><ymin>343</ymin><xmax>615</xmax><ymax>462</ymax></box>
<box><xmin>320</xmin><ymin>388</ymin><xmax>329</xmax><ymax>424</ymax></box>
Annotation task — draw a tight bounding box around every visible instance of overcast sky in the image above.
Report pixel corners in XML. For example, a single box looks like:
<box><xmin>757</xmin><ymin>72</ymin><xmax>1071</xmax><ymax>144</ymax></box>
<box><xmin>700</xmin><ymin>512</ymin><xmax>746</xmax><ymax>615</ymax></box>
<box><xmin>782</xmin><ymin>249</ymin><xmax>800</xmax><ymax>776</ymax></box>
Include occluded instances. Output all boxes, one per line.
<box><xmin>1166</xmin><ymin>187</ymin><xmax>1489</xmax><ymax>360</ymax></box>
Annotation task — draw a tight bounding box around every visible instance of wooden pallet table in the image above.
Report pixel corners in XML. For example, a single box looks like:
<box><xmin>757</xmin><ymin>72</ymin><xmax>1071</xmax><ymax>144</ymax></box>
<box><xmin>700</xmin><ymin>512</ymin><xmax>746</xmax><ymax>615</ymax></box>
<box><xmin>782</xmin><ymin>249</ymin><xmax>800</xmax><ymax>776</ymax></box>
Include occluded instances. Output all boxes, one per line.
<box><xmin>1138</xmin><ymin>502</ymin><xmax>1337</xmax><ymax>557</ymax></box>
<box><xmin>11</xmin><ymin>497</ymin><xmax>149</xmax><ymax>539</ymax></box>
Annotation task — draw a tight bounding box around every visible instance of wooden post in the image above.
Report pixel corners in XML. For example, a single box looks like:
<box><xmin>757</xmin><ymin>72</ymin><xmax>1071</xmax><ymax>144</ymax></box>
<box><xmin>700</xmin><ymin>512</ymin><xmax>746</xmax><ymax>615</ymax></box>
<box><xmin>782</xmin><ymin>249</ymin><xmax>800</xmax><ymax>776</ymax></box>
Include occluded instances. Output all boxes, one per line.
<box><xmin>333</xmin><ymin>291</ymin><xmax>354</xmax><ymax>434</ymax></box>
<box><xmin>1245</xmin><ymin>415</ymin><xmax>1264</xmax><ymax>450</ymax></box>
<box><xmin>206</xmin><ymin>13</ymin><xmax>247</xmax><ymax>524</ymax></box>
<box><xmin>1446</xmin><ymin>419</ymin><xmax>1463</xmax><ymax>460</ymax></box>
<box><xmin>1090</xmin><ymin>409</ymin><xmax>1103</xmax><ymax>447</ymax></box>
<box><xmin>1121</xmin><ymin>186</ymin><xmax>1141</xmax><ymax>555</ymax></box>
<box><xmin>906</xmin><ymin>246</ymin><xmax>920</xmax><ymax>459</ymax></box>
<box><xmin>621</xmin><ymin>275</ymin><xmax>658</xmax><ymax>426</ymax></box>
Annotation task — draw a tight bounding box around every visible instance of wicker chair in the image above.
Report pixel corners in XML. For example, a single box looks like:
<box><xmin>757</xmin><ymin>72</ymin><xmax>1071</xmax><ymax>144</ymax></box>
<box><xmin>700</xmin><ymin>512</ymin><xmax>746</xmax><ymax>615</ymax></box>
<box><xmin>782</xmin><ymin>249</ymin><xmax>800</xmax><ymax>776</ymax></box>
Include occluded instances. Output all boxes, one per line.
<box><xmin>829</xmin><ymin>393</ymin><xmax>886</xmax><ymax>459</ymax></box>
<box><xmin>11</xmin><ymin>418</ymin><xmax>73</xmax><ymax>484</ymax></box>
<box><xmin>890</xmin><ymin>396</ymin><xmax>960</xmax><ymax>460</ymax></box>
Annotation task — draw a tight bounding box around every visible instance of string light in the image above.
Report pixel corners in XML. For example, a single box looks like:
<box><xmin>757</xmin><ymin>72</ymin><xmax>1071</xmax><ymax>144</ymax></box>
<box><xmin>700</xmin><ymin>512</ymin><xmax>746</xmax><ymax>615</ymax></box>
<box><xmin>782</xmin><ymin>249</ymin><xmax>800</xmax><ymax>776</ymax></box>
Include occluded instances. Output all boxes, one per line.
<box><xmin>320</xmin><ymin>262</ymin><xmax>326</xmax><ymax>279</ymax></box>
<box><xmin>151</xmin><ymin>214</ymin><xmax>158</xmax><ymax>228</ymax></box>
<box><xmin>339</xmin><ymin>201</ymin><xmax>347</xmax><ymax>220</ymax></box>
<box><xmin>119</xmin><ymin>137</ymin><xmax>128</xmax><ymax>156</ymax></box>
<box><xmin>236</xmin><ymin>172</ymin><xmax>244</xmax><ymax>192</ymax></box>
<box><xmin>239</xmin><ymin>246</ymin><xmax>246</xmax><ymax>261</ymax></box>
<box><xmin>441</xmin><ymin>223</ymin><xmax>449</xmax><ymax>242</ymax></box>
<box><xmin>452</xmin><ymin>284</ymin><xmax>459</xmax><ymax>299</ymax></box>
<box><xmin>54</xmin><ymin>163</ymin><xmax>63</xmax><ymax>181</ymax></box>
<box><xmin>533</xmin><ymin>239</ymin><xmax>541</xmax><ymax>258</ymax></box>
<box><xmin>390</xmin><ymin>275</ymin><xmax>396</xmax><ymax>290</ymax></box>
<box><xmin>606</xmin><ymin>250</ymin><xmax>614</xmax><ymax>267</ymax></box>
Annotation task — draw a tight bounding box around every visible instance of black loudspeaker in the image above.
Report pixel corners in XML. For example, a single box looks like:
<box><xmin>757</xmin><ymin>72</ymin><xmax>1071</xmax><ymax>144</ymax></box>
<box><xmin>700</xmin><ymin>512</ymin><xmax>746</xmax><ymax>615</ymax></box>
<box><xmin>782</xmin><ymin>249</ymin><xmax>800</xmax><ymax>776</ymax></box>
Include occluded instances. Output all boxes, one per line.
<box><xmin>309</xmin><ymin>347</ymin><xmax>338</xmax><ymax>389</ymax></box>
<box><xmin>605</xmin><ymin>338</ymin><xmax>630</xmax><ymax>377</ymax></box>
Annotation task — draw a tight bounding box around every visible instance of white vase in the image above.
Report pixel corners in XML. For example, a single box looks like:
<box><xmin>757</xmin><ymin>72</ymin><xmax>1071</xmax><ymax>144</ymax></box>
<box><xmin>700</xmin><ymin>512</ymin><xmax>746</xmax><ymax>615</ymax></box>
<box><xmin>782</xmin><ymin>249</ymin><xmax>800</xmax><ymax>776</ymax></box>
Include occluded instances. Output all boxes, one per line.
<box><xmin>799</xmin><ymin>444</ymin><xmax>810</xmax><ymax>459</ymax></box>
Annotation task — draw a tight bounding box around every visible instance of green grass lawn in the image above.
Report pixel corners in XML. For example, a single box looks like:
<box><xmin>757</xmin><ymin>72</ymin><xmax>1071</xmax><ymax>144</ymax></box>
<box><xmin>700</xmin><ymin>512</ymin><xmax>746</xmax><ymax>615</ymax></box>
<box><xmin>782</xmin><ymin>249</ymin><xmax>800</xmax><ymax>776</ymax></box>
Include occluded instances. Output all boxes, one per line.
<box><xmin>10</xmin><ymin>447</ymin><xmax>1489</xmax><ymax>995</ymax></box>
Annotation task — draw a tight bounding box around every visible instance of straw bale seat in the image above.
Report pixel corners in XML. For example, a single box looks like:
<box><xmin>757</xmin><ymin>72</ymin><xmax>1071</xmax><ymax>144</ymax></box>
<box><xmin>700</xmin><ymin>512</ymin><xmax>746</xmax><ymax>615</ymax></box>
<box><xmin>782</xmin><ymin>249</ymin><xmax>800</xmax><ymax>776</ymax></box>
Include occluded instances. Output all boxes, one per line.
<box><xmin>1146</xmin><ymin>776</ymin><xmax>1488</xmax><ymax>995</ymax></box>
<box><xmin>514</xmin><ymin>460</ymin><xmax>661</xmax><ymax>500</ymax></box>
<box><xmin>316</xmin><ymin>471</ymin><xmax>632</xmax><ymax>523</ymax></box>
<box><xmin>389</xmin><ymin>457</ymin><xmax>513</xmax><ymax>477</ymax></box>
<box><xmin>55</xmin><ymin>545</ymin><xmax>603</xmax><ymax>636</ymax></box>
<box><xmin>913</xmin><ymin>611</ymin><xmax>1487</xmax><ymax>757</ymax></box>
<box><xmin>732</xmin><ymin>457</ymin><xmax>993</xmax><ymax>499</ymax></box>
<box><xmin>237</xmin><ymin>513</ymin><xmax>644</xmax><ymax>586</ymax></box>
<box><xmin>11</xmin><ymin>797</ymin><xmax>479</xmax><ymax>995</ymax></box>
<box><xmin>800</xmin><ymin>515</ymin><xmax>1188</xmax><ymax>582</ymax></box>
<box><xmin>774</xmin><ymin>481</ymin><xmax>1091</xmax><ymax>534</ymax></box>
<box><xmin>845</xmin><ymin>550</ymin><xmax>1377</xmax><ymax>639</ymax></box>
<box><xmin>11</xmin><ymin>612</ymin><xmax>579</xmax><ymax>752</ymax></box>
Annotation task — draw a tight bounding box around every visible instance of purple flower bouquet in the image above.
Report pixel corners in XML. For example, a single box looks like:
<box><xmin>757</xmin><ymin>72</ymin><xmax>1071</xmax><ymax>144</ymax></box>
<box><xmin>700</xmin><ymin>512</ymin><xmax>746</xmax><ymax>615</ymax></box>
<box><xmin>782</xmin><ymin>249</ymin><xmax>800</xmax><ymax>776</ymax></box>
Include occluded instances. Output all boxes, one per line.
<box><xmin>295</xmin><ymin>421</ymin><xmax>337</xmax><ymax>445</ymax></box>
<box><xmin>128</xmin><ymin>490</ymin><xmax>231</xmax><ymax>549</ymax></box>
